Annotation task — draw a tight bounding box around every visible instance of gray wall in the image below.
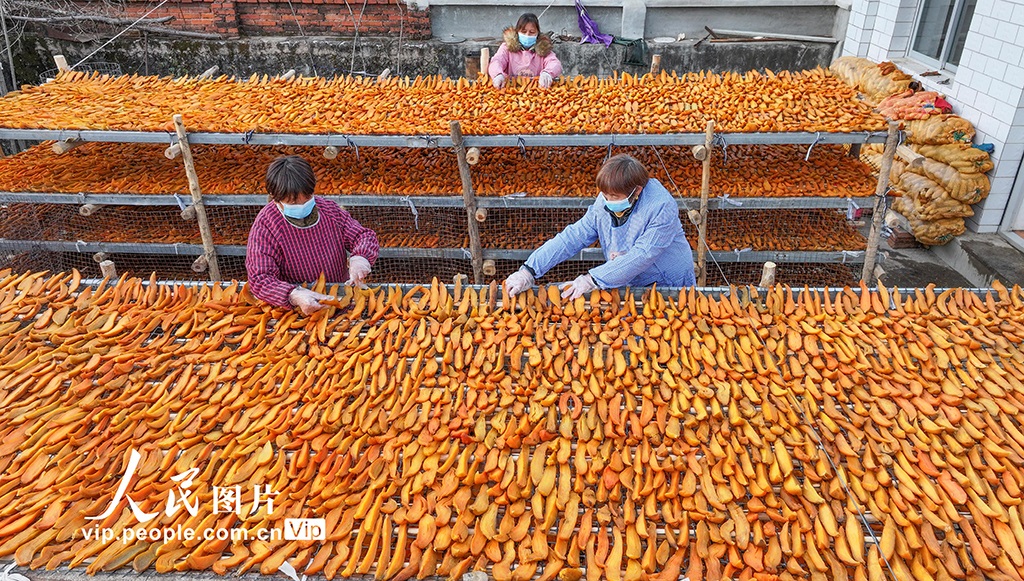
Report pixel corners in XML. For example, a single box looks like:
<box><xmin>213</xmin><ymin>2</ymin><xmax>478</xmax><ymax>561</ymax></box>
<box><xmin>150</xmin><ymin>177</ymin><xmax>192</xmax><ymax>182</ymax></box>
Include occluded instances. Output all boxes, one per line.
<box><xmin>14</xmin><ymin>35</ymin><xmax>835</xmax><ymax>87</ymax></box>
<box><xmin>428</xmin><ymin>0</ymin><xmax>840</xmax><ymax>40</ymax></box>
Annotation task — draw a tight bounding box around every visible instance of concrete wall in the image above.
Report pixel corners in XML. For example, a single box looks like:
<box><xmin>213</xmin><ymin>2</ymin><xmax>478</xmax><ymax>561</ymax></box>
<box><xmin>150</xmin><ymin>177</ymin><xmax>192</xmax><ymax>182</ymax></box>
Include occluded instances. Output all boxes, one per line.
<box><xmin>13</xmin><ymin>34</ymin><xmax>835</xmax><ymax>87</ymax></box>
<box><xmin>428</xmin><ymin>0</ymin><xmax>840</xmax><ymax>41</ymax></box>
<box><xmin>844</xmin><ymin>0</ymin><xmax>1024</xmax><ymax>235</ymax></box>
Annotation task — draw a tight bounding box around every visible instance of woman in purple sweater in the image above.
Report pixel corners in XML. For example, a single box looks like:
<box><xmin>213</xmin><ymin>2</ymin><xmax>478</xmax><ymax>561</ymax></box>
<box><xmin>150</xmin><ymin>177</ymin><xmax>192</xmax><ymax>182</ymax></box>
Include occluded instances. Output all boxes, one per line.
<box><xmin>246</xmin><ymin>155</ymin><xmax>379</xmax><ymax>314</ymax></box>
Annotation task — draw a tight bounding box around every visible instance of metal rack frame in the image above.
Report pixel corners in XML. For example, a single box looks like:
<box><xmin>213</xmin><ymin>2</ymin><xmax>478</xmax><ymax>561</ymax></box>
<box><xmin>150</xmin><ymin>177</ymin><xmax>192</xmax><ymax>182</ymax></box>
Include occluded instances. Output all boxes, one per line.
<box><xmin>0</xmin><ymin>125</ymin><xmax>891</xmax><ymax>278</ymax></box>
<box><xmin>0</xmin><ymin>239</ymin><xmax>862</xmax><ymax>265</ymax></box>
<box><xmin>0</xmin><ymin>129</ymin><xmax>889</xmax><ymax>147</ymax></box>
<box><xmin>0</xmin><ymin>192</ymin><xmax>866</xmax><ymax>210</ymax></box>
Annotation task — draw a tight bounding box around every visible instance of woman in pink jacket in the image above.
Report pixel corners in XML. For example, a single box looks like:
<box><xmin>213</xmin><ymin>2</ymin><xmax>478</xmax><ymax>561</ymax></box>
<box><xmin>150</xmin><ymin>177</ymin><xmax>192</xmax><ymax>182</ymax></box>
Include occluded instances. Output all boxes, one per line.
<box><xmin>487</xmin><ymin>13</ymin><xmax>563</xmax><ymax>89</ymax></box>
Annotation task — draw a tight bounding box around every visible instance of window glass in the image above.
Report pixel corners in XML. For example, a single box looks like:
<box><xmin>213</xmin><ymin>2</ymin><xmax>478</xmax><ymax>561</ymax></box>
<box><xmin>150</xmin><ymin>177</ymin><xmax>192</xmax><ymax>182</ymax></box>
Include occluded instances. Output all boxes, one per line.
<box><xmin>947</xmin><ymin>0</ymin><xmax>977</xmax><ymax>66</ymax></box>
<box><xmin>912</xmin><ymin>0</ymin><xmax>956</xmax><ymax>59</ymax></box>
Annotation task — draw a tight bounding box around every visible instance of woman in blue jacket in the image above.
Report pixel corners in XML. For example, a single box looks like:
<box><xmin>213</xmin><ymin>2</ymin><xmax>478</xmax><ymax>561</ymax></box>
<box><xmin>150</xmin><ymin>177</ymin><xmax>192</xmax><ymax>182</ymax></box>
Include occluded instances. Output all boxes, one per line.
<box><xmin>505</xmin><ymin>154</ymin><xmax>696</xmax><ymax>298</ymax></box>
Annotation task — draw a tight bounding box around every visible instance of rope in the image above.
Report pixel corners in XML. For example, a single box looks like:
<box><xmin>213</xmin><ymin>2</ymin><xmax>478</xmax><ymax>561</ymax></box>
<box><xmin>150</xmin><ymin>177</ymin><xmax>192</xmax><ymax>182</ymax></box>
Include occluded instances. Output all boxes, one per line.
<box><xmin>283</xmin><ymin>0</ymin><xmax>318</xmax><ymax>77</ymax></box>
<box><xmin>393</xmin><ymin>0</ymin><xmax>404</xmax><ymax>76</ymax></box>
<box><xmin>71</xmin><ymin>0</ymin><xmax>170</xmax><ymax>70</ymax></box>
<box><xmin>342</xmin><ymin>0</ymin><xmax>369</xmax><ymax>77</ymax></box>
<box><xmin>0</xmin><ymin>0</ymin><xmax>17</xmax><ymax>89</ymax></box>
<box><xmin>804</xmin><ymin>131</ymin><xmax>822</xmax><ymax>161</ymax></box>
<box><xmin>537</xmin><ymin>0</ymin><xmax>557</xmax><ymax>20</ymax></box>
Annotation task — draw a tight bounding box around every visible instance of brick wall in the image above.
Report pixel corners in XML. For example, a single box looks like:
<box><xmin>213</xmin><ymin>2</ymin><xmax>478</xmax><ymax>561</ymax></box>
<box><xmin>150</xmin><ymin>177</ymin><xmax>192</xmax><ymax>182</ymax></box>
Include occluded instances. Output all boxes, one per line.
<box><xmin>93</xmin><ymin>0</ymin><xmax>430</xmax><ymax>39</ymax></box>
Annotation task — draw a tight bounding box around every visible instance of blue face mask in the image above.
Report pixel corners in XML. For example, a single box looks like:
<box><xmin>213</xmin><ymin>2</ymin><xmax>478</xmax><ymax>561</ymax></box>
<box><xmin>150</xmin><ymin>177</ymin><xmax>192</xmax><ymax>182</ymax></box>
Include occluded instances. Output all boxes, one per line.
<box><xmin>519</xmin><ymin>32</ymin><xmax>538</xmax><ymax>48</ymax></box>
<box><xmin>603</xmin><ymin>188</ymin><xmax>639</xmax><ymax>213</ymax></box>
<box><xmin>605</xmin><ymin>198</ymin><xmax>631</xmax><ymax>213</ymax></box>
<box><xmin>280</xmin><ymin>197</ymin><xmax>315</xmax><ymax>220</ymax></box>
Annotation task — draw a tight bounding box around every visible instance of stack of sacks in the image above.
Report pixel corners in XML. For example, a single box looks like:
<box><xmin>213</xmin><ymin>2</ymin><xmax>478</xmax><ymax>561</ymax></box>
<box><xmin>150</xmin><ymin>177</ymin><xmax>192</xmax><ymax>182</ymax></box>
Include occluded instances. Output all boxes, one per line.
<box><xmin>829</xmin><ymin>57</ymin><xmax>916</xmax><ymax>104</ymax></box>
<box><xmin>840</xmin><ymin>58</ymin><xmax>992</xmax><ymax>245</ymax></box>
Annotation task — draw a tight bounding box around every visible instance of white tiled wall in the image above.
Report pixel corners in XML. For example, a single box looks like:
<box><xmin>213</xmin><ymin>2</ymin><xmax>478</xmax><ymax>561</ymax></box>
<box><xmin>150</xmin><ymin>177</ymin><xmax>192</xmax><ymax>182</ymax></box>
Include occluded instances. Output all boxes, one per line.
<box><xmin>844</xmin><ymin>0</ymin><xmax>1024</xmax><ymax>233</ymax></box>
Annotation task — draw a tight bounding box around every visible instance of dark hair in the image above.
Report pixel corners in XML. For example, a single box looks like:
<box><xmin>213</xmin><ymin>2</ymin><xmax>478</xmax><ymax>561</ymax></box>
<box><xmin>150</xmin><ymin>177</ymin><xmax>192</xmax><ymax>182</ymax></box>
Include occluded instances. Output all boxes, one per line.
<box><xmin>516</xmin><ymin>13</ymin><xmax>540</xmax><ymax>32</ymax></box>
<box><xmin>266</xmin><ymin>155</ymin><xmax>316</xmax><ymax>202</ymax></box>
<box><xmin>596</xmin><ymin>154</ymin><xmax>649</xmax><ymax>196</ymax></box>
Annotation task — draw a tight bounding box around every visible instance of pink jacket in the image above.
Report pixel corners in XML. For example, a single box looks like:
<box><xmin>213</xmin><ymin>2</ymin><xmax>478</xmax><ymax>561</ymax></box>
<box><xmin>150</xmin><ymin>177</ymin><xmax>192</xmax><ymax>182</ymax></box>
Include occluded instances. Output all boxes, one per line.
<box><xmin>488</xmin><ymin>28</ymin><xmax>562</xmax><ymax>79</ymax></box>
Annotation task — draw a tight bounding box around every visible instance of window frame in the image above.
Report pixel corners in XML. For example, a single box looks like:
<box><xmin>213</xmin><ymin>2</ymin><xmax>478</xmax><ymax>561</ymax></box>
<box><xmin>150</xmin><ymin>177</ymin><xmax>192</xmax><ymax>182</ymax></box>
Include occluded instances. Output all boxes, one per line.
<box><xmin>907</xmin><ymin>0</ymin><xmax>973</xmax><ymax>73</ymax></box>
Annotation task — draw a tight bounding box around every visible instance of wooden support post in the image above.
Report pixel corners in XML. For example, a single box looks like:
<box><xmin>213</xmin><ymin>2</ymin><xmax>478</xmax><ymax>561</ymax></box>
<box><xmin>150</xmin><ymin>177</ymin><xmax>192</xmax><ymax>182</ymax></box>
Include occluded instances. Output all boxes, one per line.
<box><xmin>164</xmin><ymin>143</ymin><xmax>182</xmax><ymax>159</ymax></box>
<box><xmin>480</xmin><ymin>48</ymin><xmax>490</xmax><ymax>78</ymax></box>
<box><xmin>181</xmin><ymin>206</ymin><xmax>197</xmax><ymax>221</ymax></box>
<box><xmin>198</xmin><ymin>66</ymin><xmax>219</xmax><ymax>80</ymax></box>
<box><xmin>92</xmin><ymin>252</ymin><xmax>108</xmax><ymax>263</ymax></box>
<box><xmin>649</xmin><ymin>54</ymin><xmax>662</xmax><ymax>75</ymax></box>
<box><xmin>466</xmin><ymin>147</ymin><xmax>481</xmax><ymax>165</ymax></box>
<box><xmin>99</xmin><ymin>260</ymin><xmax>117</xmax><ymax>279</ymax></box>
<box><xmin>79</xmin><ymin>204</ymin><xmax>100</xmax><ymax>217</ymax></box>
<box><xmin>862</xmin><ymin>121</ymin><xmax>900</xmax><ymax>285</ymax></box>
<box><xmin>52</xmin><ymin>139</ymin><xmax>84</xmax><ymax>154</ymax></box>
<box><xmin>172</xmin><ymin>114</ymin><xmax>221</xmax><ymax>281</ymax></box>
<box><xmin>482</xmin><ymin>259</ymin><xmax>496</xmax><ymax>276</ymax></box>
<box><xmin>896</xmin><ymin>144</ymin><xmax>925</xmax><ymax>169</ymax></box>
<box><xmin>758</xmin><ymin>262</ymin><xmax>776</xmax><ymax>287</ymax></box>
<box><xmin>696</xmin><ymin>120</ymin><xmax>715</xmax><ymax>286</ymax></box>
<box><xmin>465</xmin><ymin>56</ymin><xmax>480</xmax><ymax>79</ymax></box>
<box><xmin>191</xmin><ymin>255</ymin><xmax>209</xmax><ymax>273</ymax></box>
<box><xmin>54</xmin><ymin>55</ymin><xmax>70</xmax><ymax>72</ymax></box>
<box><xmin>475</xmin><ymin>208</ymin><xmax>488</xmax><ymax>222</ymax></box>
<box><xmin>450</xmin><ymin>120</ymin><xmax>485</xmax><ymax>284</ymax></box>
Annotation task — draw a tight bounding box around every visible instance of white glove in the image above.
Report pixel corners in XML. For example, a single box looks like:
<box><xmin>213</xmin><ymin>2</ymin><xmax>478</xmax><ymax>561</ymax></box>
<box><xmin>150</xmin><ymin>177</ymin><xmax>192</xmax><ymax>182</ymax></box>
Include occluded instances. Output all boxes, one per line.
<box><xmin>559</xmin><ymin>274</ymin><xmax>597</xmax><ymax>300</ymax></box>
<box><xmin>289</xmin><ymin>287</ymin><xmax>332</xmax><ymax>315</ymax></box>
<box><xmin>539</xmin><ymin>71</ymin><xmax>553</xmax><ymax>89</ymax></box>
<box><xmin>346</xmin><ymin>255</ymin><xmax>371</xmax><ymax>287</ymax></box>
<box><xmin>492</xmin><ymin>73</ymin><xmax>506</xmax><ymax>89</ymax></box>
<box><xmin>504</xmin><ymin>267</ymin><xmax>535</xmax><ymax>297</ymax></box>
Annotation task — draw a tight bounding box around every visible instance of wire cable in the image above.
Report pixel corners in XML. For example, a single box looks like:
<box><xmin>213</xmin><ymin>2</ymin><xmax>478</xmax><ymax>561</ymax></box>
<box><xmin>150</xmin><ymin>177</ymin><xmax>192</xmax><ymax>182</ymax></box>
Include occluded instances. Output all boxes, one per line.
<box><xmin>70</xmin><ymin>0</ymin><xmax>169</xmax><ymax>70</ymax></box>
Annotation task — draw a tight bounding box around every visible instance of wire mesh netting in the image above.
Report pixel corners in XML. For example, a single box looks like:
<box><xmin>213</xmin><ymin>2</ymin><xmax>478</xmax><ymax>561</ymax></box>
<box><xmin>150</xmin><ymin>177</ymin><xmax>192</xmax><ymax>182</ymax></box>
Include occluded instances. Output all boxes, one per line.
<box><xmin>0</xmin><ymin>203</ymin><xmax>204</xmax><ymax>244</ymax></box>
<box><xmin>0</xmin><ymin>250</ymin><xmax>248</xmax><ymax>281</ymax></box>
<box><xmin>38</xmin><ymin>63</ymin><xmax>124</xmax><ymax>85</ymax></box>
<box><xmin>0</xmin><ymin>143</ymin><xmax>875</xmax><ymax>199</ymax></box>
<box><xmin>704</xmin><ymin>208</ymin><xmax>867</xmax><ymax>252</ymax></box>
<box><xmin>703</xmin><ymin>262</ymin><xmax>860</xmax><ymax>287</ymax></box>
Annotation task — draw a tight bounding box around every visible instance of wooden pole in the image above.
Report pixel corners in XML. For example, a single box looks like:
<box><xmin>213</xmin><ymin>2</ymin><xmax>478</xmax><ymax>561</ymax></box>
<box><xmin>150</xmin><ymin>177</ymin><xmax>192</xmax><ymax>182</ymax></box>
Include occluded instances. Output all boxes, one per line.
<box><xmin>79</xmin><ymin>204</ymin><xmax>101</xmax><ymax>217</ymax></box>
<box><xmin>696</xmin><ymin>120</ymin><xmax>715</xmax><ymax>286</ymax></box>
<box><xmin>198</xmin><ymin>65</ymin><xmax>219</xmax><ymax>80</ymax></box>
<box><xmin>52</xmin><ymin>139</ymin><xmax>85</xmax><ymax>154</ymax></box>
<box><xmin>53</xmin><ymin>55</ymin><xmax>70</xmax><ymax>72</ymax></box>
<box><xmin>861</xmin><ymin>121</ymin><xmax>900</xmax><ymax>284</ymax></box>
<box><xmin>649</xmin><ymin>54</ymin><xmax>662</xmax><ymax>75</ymax></box>
<box><xmin>450</xmin><ymin>120</ymin><xmax>484</xmax><ymax>284</ymax></box>
<box><xmin>758</xmin><ymin>262</ymin><xmax>776</xmax><ymax>287</ymax></box>
<box><xmin>172</xmin><ymin>114</ymin><xmax>221</xmax><ymax>281</ymax></box>
<box><xmin>480</xmin><ymin>48</ymin><xmax>490</xmax><ymax>78</ymax></box>
<box><xmin>99</xmin><ymin>260</ymin><xmax>117</xmax><ymax>279</ymax></box>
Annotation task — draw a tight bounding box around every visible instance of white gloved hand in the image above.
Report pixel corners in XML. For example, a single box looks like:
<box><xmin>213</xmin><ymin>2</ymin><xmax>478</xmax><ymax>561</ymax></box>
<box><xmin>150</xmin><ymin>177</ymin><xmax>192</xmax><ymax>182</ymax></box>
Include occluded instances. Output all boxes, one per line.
<box><xmin>559</xmin><ymin>274</ymin><xmax>597</xmax><ymax>300</ymax></box>
<box><xmin>346</xmin><ymin>255</ymin><xmax>372</xmax><ymax>287</ymax></box>
<box><xmin>492</xmin><ymin>73</ymin><xmax>506</xmax><ymax>89</ymax></box>
<box><xmin>289</xmin><ymin>287</ymin><xmax>332</xmax><ymax>315</ymax></box>
<box><xmin>539</xmin><ymin>71</ymin><xmax>554</xmax><ymax>89</ymax></box>
<box><xmin>504</xmin><ymin>267</ymin><xmax>535</xmax><ymax>297</ymax></box>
